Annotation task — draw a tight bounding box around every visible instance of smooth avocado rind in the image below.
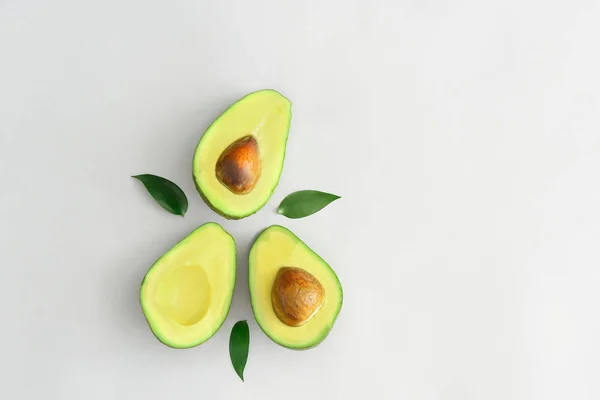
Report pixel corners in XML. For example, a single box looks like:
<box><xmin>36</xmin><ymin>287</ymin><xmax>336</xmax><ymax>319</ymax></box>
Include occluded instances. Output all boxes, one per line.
<box><xmin>249</xmin><ymin>225</ymin><xmax>343</xmax><ymax>350</ymax></box>
<box><xmin>140</xmin><ymin>222</ymin><xmax>236</xmax><ymax>349</ymax></box>
<box><xmin>193</xmin><ymin>89</ymin><xmax>292</xmax><ymax>220</ymax></box>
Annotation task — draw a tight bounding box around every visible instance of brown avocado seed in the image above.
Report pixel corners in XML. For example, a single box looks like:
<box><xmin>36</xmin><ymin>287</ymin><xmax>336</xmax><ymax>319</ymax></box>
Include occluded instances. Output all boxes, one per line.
<box><xmin>215</xmin><ymin>135</ymin><xmax>261</xmax><ymax>195</ymax></box>
<box><xmin>271</xmin><ymin>267</ymin><xmax>325</xmax><ymax>327</ymax></box>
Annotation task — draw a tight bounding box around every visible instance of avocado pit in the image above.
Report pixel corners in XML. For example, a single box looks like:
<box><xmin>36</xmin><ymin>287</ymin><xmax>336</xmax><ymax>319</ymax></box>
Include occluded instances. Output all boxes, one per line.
<box><xmin>271</xmin><ymin>266</ymin><xmax>325</xmax><ymax>327</ymax></box>
<box><xmin>215</xmin><ymin>135</ymin><xmax>261</xmax><ymax>195</ymax></box>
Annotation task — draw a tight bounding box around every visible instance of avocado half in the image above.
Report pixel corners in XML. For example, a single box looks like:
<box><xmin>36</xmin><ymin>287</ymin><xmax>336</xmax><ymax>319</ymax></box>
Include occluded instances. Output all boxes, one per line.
<box><xmin>140</xmin><ymin>222</ymin><xmax>236</xmax><ymax>348</ymax></box>
<box><xmin>249</xmin><ymin>225</ymin><xmax>343</xmax><ymax>350</ymax></box>
<box><xmin>192</xmin><ymin>89</ymin><xmax>292</xmax><ymax>219</ymax></box>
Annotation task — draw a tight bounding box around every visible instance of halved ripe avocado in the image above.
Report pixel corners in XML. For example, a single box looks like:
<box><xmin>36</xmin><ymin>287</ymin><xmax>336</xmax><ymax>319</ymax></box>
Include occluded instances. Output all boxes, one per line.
<box><xmin>249</xmin><ymin>225</ymin><xmax>343</xmax><ymax>350</ymax></box>
<box><xmin>192</xmin><ymin>89</ymin><xmax>292</xmax><ymax>219</ymax></box>
<box><xmin>140</xmin><ymin>222</ymin><xmax>236</xmax><ymax>349</ymax></box>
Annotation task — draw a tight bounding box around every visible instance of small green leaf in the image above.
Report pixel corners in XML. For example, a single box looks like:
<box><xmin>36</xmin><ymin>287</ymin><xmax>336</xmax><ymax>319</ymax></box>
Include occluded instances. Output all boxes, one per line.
<box><xmin>229</xmin><ymin>320</ymin><xmax>250</xmax><ymax>382</ymax></box>
<box><xmin>277</xmin><ymin>190</ymin><xmax>341</xmax><ymax>219</ymax></box>
<box><xmin>132</xmin><ymin>174</ymin><xmax>188</xmax><ymax>216</ymax></box>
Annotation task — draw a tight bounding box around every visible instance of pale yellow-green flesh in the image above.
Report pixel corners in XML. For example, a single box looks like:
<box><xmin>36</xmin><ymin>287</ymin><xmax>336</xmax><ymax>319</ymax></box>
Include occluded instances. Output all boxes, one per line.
<box><xmin>140</xmin><ymin>223</ymin><xmax>235</xmax><ymax>348</ymax></box>
<box><xmin>249</xmin><ymin>225</ymin><xmax>343</xmax><ymax>349</ymax></box>
<box><xmin>155</xmin><ymin>265</ymin><xmax>211</xmax><ymax>326</ymax></box>
<box><xmin>193</xmin><ymin>90</ymin><xmax>291</xmax><ymax>218</ymax></box>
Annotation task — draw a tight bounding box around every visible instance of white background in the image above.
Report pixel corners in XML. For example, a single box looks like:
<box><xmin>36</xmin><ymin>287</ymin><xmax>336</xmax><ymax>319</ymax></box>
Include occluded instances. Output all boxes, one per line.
<box><xmin>1</xmin><ymin>1</ymin><xmax>599</xmax><ymax>399</ymax></box>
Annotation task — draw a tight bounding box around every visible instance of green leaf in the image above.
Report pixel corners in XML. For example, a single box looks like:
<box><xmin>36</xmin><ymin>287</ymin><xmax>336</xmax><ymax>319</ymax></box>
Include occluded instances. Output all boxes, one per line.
<box><xmin>132</xmin><ymin>174</ymin><xmax>188</xmax><ymax>216</ymax></box>
<box><xmin>229</xmin><ymin>320</ymin><xmax>250</xmax><ymax>382</ymax></box>
<box><xmin>277</xmin><ymin>190</ymin><xmax>341</xmax><ymax>219</ymax></box>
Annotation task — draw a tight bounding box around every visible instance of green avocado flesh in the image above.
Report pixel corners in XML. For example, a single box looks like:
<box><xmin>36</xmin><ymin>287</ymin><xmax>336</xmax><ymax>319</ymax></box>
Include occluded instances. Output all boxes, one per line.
<box><xmin>249</xmin><ymin>225</ymin><xmax>343</xmax><ymax>350</ymax></box>
<box><xmin>193</xmin><ymin>89</ymin><xmax>292</xmax><ymax>219</ymax></box>
<box><xmin>140</xmin><ymin>223</ymin><xmax>236</xmax><ymax>349</ymax></box>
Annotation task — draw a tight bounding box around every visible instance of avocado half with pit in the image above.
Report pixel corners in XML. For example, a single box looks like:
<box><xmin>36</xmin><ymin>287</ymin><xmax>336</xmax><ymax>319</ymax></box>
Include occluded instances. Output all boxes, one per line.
<box><xmin>249</xmin><ymin>225</ymin><xmax>343</xmax><ymax>349</ymax></box>
<box><xmin>140</xmin><ymin>222</ymin><xmax>236</xmax><ymax>348</ymax></box>
<box><xmin>192</xmin><ymin>89</ymin><xmax>292</xmax><ymax>219</ymax></box>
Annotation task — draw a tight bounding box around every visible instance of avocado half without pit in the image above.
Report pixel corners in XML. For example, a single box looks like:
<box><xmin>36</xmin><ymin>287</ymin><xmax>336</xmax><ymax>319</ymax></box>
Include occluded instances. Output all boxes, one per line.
<box><xmin>249</xmin><ymin>225</ymin><xmax>343</xmax><ymax>349</ymax></box>
<box><xmin>139</xmin><ymin>223</ymin><xmax>236</xmax><ymax>349</ymax></box>
<box><xmin>193</xmin><ymin>89</ymin><xmax>292</xmax><ymax>219</ymax></box>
